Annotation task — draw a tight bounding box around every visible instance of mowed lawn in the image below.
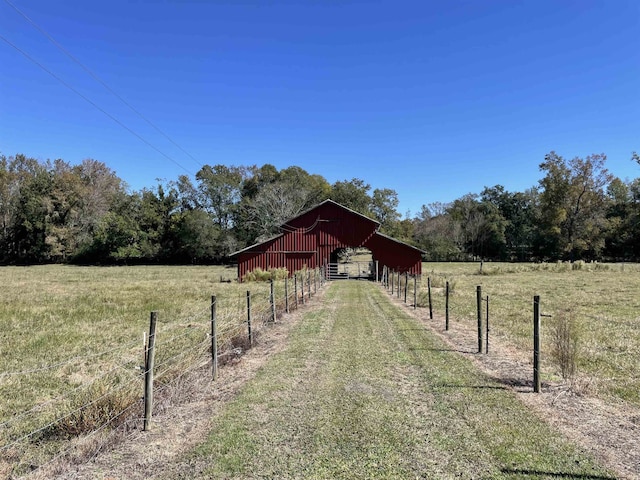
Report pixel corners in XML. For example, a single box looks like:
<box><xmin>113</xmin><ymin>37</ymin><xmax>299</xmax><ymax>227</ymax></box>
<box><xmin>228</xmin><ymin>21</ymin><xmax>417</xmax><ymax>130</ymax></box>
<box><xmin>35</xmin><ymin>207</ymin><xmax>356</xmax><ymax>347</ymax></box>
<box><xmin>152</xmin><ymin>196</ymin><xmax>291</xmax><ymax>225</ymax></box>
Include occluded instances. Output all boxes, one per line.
<box><xmin>169</xmin><ymin>281</ymin><xmax>613</xmax><ymax>480</ymax></box>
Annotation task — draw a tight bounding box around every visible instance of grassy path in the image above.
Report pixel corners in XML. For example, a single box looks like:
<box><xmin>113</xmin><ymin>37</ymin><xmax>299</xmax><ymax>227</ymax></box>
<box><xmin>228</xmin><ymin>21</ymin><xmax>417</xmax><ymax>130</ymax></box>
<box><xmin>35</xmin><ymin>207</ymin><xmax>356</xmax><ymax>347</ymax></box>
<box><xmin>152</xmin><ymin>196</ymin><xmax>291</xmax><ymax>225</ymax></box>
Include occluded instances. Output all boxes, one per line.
<box><xmin>169</xmin><ymin>281</ymin><xmax>613</xmax><ymax>479</ymax></box>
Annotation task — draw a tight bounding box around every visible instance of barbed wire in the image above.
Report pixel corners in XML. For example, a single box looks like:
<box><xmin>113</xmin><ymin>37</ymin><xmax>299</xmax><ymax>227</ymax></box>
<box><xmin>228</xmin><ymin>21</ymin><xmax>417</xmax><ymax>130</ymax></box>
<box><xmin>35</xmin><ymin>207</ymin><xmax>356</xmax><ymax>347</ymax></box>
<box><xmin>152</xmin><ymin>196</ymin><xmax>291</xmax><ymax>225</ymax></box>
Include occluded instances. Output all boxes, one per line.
<box><xmin>0</xmin><ymin>359</ymin><xmax>141</xmax><ymax>430</ymax></box>
<box><xmin>0</xmin><ymin>337</ymin><xmax>140</xmax><ymax>378</ymax></box>
<box><xmin>1</xmin><ymin>375</ymin><xmax>139</xmax><ymax>453</ymax></box>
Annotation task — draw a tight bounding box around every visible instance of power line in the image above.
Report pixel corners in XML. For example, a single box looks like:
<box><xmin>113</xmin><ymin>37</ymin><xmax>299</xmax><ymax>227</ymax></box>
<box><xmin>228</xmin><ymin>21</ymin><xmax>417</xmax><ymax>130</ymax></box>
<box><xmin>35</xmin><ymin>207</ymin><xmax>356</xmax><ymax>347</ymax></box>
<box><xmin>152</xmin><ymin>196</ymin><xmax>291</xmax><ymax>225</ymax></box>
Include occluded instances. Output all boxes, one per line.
<box><xmin>0</xmin><ymin>33</ymin><xmax>194</xmax><ymax>177</ymax></box>
<box><xmin>3</xmin><ymin>0</ymin><xmax>204</xmax><ymax>170</ymax></box>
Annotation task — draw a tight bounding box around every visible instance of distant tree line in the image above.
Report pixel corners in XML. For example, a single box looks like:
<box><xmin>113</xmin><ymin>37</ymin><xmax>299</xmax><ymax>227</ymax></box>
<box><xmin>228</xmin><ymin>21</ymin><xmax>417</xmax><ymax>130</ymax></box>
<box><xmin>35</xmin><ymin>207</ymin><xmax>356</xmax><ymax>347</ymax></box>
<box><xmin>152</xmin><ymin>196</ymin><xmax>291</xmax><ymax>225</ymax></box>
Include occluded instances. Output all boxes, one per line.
<box><xmin>1</xmin><ymin>151</ymin><xmax>639</xmax><ymax>265</ymax></box>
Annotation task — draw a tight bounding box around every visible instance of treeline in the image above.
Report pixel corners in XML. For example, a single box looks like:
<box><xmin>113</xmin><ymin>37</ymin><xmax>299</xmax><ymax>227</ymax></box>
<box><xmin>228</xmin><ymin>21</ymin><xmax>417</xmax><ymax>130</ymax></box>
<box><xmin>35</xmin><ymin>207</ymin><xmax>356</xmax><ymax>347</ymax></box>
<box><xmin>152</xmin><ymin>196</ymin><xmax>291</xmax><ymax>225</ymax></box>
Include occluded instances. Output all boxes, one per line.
<box><xmin>415</xmin><ymin>152</ymin><xmax>640</xmax><ymax>261</ymax></box>
<box><xmin>1</xmin><ymin>151</ymin><xmax>639</xmax><ymax>265</ymax></box>
<box><xmin>0</xmin><ymin>154</ymin><xmax>402</xmax><ymax>264</ymax></box>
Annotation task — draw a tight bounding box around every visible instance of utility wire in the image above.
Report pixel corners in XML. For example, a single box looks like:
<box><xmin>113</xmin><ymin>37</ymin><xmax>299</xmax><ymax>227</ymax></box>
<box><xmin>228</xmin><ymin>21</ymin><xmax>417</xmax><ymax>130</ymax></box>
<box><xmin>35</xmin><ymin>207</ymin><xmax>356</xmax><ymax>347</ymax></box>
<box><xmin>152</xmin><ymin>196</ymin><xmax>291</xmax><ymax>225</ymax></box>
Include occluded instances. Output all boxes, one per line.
<box><xmin>3</xmin><ymin>0</ymin><xmax>203</xmax><ymax>170</ymax></box>
<box><xmin>0</xmin><ymin>33</ymin><xmax>194</xmax><ymax>176</ymax></box>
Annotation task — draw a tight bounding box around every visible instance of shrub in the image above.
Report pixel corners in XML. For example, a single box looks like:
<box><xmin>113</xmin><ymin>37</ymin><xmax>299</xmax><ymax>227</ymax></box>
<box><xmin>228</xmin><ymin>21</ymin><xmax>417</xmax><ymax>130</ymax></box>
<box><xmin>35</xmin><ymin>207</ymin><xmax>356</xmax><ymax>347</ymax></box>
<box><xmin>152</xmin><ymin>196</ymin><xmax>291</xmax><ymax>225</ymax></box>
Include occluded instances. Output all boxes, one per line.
<box><xmin>243</xmin><ymin>267</ymin><xmax>289</xmax><ymax>282</ymax></box>
<box><xmin>550</xmin><ymin>309</ymin><xmax>581</xmax><ymax>382</ymax></box>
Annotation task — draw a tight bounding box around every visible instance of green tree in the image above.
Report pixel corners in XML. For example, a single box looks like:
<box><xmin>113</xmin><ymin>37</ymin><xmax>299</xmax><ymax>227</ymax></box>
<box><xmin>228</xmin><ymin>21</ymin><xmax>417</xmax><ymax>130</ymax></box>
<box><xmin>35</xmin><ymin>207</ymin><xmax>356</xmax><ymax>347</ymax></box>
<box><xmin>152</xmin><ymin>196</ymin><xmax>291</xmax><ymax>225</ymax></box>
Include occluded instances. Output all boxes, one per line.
<box><xmin>371</xmin><ymin>188</ymin><xmax>401</xmax><ymax>235</ymax></box>
<box><xmin>537</xmin><ymin>152</ymin><xmax>613</xmax><ymax>260</ymax></box>
<box><xmin>330</xmin><ymin>178</ymin><xmax>372</xmax><ymax>216</ymax></box>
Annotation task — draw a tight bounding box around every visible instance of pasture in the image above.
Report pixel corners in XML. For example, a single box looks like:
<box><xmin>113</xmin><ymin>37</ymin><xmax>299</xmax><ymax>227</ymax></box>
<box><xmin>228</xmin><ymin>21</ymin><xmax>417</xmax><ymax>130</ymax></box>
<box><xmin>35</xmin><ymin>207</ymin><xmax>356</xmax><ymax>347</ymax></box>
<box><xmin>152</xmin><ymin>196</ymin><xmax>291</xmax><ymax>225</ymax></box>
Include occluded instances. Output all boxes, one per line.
<box><xmin>0</xmin><ymin>262</ymin><xmax>638</xmax><ymax>477</ymax></box>
<box><xmin>421</xmin><ymin>261</ymin><xmax>640</xmax><ymax>404</ymax></box>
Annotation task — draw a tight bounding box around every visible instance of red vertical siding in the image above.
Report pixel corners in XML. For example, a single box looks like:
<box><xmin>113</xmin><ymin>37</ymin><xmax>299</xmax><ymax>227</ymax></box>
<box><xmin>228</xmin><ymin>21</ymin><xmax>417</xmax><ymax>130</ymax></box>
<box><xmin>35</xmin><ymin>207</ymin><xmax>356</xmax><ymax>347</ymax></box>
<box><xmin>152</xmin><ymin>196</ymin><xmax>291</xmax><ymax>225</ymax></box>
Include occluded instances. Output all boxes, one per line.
<box><xmin>235</xmin><ymin>200</ymin><xmax>422</xmax><ymax>281</ymax></box>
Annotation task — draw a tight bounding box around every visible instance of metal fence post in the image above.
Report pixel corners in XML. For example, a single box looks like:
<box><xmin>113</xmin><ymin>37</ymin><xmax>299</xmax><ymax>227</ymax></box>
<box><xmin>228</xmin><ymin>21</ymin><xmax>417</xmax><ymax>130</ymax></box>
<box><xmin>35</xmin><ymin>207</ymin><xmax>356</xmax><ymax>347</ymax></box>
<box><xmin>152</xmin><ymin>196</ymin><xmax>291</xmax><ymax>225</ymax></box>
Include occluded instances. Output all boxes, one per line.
<box><xmin>533</xmin><ymin>295</ymin><xmax>541</xmax><ymax>393</ymax></box>
<box><xmin>211</xmin><ymin>296</ymin><xmax>218</xmax><ymax>379</ymax></box>
<box><xmin>143</xmin><ymin>311</ymin><xmax>157</xmax><ymax>431</ymax></box>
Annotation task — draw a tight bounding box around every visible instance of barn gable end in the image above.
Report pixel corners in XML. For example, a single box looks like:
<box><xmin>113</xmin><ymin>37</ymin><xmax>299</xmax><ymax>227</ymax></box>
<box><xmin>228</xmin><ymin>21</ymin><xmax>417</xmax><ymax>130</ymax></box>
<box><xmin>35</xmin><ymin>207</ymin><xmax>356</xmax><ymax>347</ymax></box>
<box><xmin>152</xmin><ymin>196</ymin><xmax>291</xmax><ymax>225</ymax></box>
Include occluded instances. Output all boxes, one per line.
<box><xmin>231</xmin><ymin>199</ymin><xmax>423</xmax><ymax>280</ymax></box>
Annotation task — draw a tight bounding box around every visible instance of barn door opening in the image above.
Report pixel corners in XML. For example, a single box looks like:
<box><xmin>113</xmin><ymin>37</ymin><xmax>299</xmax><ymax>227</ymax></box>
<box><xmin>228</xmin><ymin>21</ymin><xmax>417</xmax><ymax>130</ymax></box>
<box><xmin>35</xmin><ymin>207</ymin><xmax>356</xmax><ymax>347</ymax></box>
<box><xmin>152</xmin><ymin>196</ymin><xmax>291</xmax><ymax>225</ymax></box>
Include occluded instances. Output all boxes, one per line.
<box><xmin>327</xmin><ymin>248</ymin><xmax>374</xmax><ymax>280</ymax></box>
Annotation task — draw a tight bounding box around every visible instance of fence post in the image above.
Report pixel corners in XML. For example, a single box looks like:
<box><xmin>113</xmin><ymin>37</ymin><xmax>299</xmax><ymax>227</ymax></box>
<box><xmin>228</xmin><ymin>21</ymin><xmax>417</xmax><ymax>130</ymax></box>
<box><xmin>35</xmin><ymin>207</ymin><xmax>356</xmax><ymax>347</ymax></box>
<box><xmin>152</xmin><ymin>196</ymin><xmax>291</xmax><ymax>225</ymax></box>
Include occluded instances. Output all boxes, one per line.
<box><xmin>391</xmin><ymin>270</ymin><xmax>394</xmax><ymax>295</ymax></box>
<box><xmin>397</xmin><ymin>272</ymin><xmax>401</xmax><ymax>298</ymax></box>
<box><xmin>294</xmin><ymin>274</ymin><xmax>299</xmax><ymax>308</ymax></box>
<box><xmin>404</xmin><ymin>272</ymin><xmax>408</xmax><ymax>303</ymax></box>
<box><xmin>314</xmin><ymin>269</ymin><xmax>317</xmax><ymax>294</ymax></box>
<box><xmin>485</xmin><ymin>295</ymin><xmax>490</xmax><ymax>354</ymax></box>
<box><xmin>428</xmin><ymin>277</ymin><xmax>433</xmax><ymax>320</ymax></box>
<box><xmin>211</xmin><ymin>296</ymin><xmax>218</xmax><ymax>379</ymax></box>
<box><xmin>270</xmin><ymin>279</ymin><xmax>276</xmax><ymax>323</ymax></box>
<box><xmin>476</xmin><ymin>286</ymin><xmax>483</xmax><ymax>353</ymax></box>
<box><xmin>413</xmin><ymin>276</ymin><xmax>417</xmax><ymax>309</ymax></box>
<box><xmin>307</xmin><ymin>270</ymin><xmax>312</xmax><ymax>298</ymax></box>
<box><xmin>445</xmin><ymin>281</ymin><xmax>449</xmax><ymax>331</ymax></box>
<box><xmin>533</xmin><ymin>295</ymin><xmax>541</xmax><ymax>393</ymax></box>
<box><xmin>285</xmin><ymin>277</ymin><xmax>289</xmax><ymax>314</ymax></box>
<box><xmin>376</xmin><ymin>261</ymin><xmax>379</xmax><ymax>283</ymax></box>
<box><xmin>301</xmin><ymin>272</ymin><xmax>305</xmax><ymax>304</ymax></box>
<box><xmin>143</xmin><ymin>311</ymin><xmax>158</xmax><ymax>431</ymax></box>
<box><xmin>247</xmin><ymin>290</ymin><xmax>253</xmax><ymax>347</ymax></box>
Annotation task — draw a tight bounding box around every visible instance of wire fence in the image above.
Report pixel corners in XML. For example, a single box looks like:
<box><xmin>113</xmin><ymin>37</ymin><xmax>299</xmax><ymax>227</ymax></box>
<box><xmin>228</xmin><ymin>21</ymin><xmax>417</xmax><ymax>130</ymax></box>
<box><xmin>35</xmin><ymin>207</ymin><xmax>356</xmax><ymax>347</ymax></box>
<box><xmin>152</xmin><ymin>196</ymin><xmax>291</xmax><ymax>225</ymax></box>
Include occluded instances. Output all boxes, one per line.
<box><xmin>381</xmin><ymin>265</ymin><xmax>633</xmax><ymax>397</ymax></box>
<box><xmin>0</xmin><ymin>267</ymin><xmax>325</xmax><ymax>479</ymax></box>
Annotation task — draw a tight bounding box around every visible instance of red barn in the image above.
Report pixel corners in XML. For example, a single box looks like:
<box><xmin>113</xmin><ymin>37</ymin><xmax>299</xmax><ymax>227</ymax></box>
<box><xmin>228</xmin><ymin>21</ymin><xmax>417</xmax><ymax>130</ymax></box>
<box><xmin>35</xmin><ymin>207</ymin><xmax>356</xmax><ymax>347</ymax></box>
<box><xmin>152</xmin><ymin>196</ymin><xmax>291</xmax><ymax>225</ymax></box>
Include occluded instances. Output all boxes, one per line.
<box><xmin>231</xmin><ymin>200</ymin><xmax>423</xmax><ymax>280</ymax></box>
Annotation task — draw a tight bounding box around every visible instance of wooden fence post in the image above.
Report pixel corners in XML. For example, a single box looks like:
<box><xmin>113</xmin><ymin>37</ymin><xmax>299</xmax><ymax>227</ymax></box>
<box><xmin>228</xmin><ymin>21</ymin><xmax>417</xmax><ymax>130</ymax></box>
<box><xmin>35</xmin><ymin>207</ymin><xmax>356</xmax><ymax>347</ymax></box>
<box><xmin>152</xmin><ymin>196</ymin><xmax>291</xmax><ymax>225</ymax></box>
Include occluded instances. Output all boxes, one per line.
<box><xmin>211</xmin><ymin>296</ymin><xmax>218</xmax><ymax>379</ymax></box>
<box><xmin>445</xmin><ymin>281</ymin><xmax>449</xmax><ymax>331</ymax></box>
<box><xmin>301</xmin><ymin>272</ymin><xmax>305</xmax><ymax>304</ymax></box>
<box><xmin>397</xmin><ymin>272</ymin><xmax>401</xmax><ymax>298</ymax></box>
<box><xmin>294</xmin><ymin>274</ymin><xmax>299</xmax><ymax>308</ymax></box>
<box><xmin>314</xmin><ymin>269</ymin><xmax>317</xmax><ymax>294</ymax></box>
<box><xmin>391</xmin><ymin>270</ymin><xmax>394</xmax><ymax>295</ymax></box>
<box><xmin>270</xmin><ymin>279</ymin><xmax>276</xmax><ymax>323</ymax></box>
<box><xmin>428</xmin><ymin>277</ymin><xmax>433</xmax><ymax>320</ymax></box>
<box><xmin>143</xmin><ymin>311</ymin><xmax>157</xmax><ymax>431</ymax></box>
<box><xmin>533</xmin><ymin>295</ymin><xmax>541</xmax><ymax>393</ymax></box>
<box><xmin>246</xmin><ymin>290</ymin><xmax>253</xmax><ymax>347</ymax></box>
<box><xmin>404</xmin><ymin>272</ymin><xmax>408</xmax><ymax>303</ymax></box>
<box><xmin>307</xmin><ymin>270</ymin><xmax>312</xmax><ymax>298</ymax></box>
<box><xmin>476</xmin><ymin>286</ymin><xmax>483</xmax><ymax>353</ymax></box>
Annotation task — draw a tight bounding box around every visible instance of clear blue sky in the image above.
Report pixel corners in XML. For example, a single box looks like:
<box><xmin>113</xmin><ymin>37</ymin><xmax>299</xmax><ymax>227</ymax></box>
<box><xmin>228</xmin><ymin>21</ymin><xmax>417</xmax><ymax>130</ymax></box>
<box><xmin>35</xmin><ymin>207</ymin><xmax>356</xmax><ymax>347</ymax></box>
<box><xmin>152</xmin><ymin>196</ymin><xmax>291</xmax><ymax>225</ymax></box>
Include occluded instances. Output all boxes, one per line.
<box><xmin>1</xmin><ymin>0</ymin><xmax>638</xmax><ymax>216</ymax></box>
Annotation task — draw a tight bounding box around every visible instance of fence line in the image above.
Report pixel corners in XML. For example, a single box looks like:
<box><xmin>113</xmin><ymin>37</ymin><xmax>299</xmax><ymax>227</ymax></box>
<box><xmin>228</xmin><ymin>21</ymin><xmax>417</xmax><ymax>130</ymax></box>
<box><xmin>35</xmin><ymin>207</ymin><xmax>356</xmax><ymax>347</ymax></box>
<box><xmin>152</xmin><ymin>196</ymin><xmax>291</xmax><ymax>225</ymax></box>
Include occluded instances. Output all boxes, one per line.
<box><xmin>1</xmin><ymin>267</ymin><xmax>325</xmax><ymax>478</ymax></box>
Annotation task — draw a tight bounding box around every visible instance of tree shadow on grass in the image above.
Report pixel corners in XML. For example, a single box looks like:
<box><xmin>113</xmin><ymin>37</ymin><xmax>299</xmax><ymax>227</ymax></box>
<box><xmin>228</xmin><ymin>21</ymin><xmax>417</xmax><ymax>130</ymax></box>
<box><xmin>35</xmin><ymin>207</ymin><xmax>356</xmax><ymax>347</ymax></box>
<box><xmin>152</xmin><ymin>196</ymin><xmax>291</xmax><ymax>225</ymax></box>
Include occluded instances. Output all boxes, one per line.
<box><xmin>500</xmin><ymin>468</ymin><xmax>616</xmax><ymax>479</ymax></box>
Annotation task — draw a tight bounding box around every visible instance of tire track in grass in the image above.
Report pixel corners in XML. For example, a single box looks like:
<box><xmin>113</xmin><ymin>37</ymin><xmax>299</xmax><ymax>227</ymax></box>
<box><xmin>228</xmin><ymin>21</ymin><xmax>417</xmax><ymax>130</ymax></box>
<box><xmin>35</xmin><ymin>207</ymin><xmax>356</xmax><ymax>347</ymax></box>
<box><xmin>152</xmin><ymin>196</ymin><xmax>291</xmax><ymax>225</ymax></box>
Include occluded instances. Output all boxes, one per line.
<box><xmin>170</xmin><ymin>281</ymin><xmax>615</xmax><ymax>479</ymax></box>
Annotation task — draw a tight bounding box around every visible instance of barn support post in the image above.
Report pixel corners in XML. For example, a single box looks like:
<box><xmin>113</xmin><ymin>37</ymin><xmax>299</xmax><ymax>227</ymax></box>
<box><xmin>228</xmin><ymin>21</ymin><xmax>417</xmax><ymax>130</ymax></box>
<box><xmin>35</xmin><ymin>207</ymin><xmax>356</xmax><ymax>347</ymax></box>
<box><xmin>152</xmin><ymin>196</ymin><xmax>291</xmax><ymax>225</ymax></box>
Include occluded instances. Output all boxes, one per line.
<box><xmin>376</xmin><ymin>261</ymin><xmax>379</xmax><ymax>283</ymax></box>
<box><xmin>143</xmin><ymin>311</ymin><xmax>157</xmax><ymax>431</ymax></box>
<box><xmin>211</xmin><ymin>296</ymin><xmax>218</xmax><ymax>379</ymax></box>
<box><xmin>246</xmin><ymin>290</ymin><xmax>253</xmax><ymax>347</ymax></box>
<box><xmin>270</xmin><ymin>280</ymin><xmax>276</xmax><ymax>323</ymax></box>
<box><xmin>476</xmin><ymin>286</ymin><xmax>483</xmax><ymax>353</ymax></box>
<box><xmin>533</xmin><ymin>295</ymin><xmax>541</xmax><ymax>393</ymax></box>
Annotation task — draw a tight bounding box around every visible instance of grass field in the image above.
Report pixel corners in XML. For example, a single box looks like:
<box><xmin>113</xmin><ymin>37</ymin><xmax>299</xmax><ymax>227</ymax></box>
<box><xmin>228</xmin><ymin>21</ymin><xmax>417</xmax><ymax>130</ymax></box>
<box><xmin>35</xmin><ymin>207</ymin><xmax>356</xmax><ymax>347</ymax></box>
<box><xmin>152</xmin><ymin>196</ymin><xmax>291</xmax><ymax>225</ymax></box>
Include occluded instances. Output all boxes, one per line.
<box><xmin>167</xmin><ymin>281</ymin><xmax>613</xmax><ymax>479</ymax></box>
<box><xmin>0</xmin><ymin>264</ymin><xmax>274</xmax><ymax>476</ymax></box>
<box><xmin>1</xmin><ymin>262</ymin><xmax>638</xmax><ymax>476</ymax></box>
<box><xmin>420</xmin><ymin>261</ymin><xmax>640</xmax><ymax>404</ymax></box>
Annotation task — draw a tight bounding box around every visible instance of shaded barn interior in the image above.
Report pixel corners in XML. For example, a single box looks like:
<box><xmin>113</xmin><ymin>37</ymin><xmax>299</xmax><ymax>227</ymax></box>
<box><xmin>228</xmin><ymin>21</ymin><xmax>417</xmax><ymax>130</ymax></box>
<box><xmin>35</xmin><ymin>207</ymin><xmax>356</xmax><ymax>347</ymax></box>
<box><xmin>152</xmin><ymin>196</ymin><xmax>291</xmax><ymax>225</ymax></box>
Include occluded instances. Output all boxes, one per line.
<box><xmin>231</xmin><ymin>200</ymin><xmax>423</xmax><ymax>281</ymax></box>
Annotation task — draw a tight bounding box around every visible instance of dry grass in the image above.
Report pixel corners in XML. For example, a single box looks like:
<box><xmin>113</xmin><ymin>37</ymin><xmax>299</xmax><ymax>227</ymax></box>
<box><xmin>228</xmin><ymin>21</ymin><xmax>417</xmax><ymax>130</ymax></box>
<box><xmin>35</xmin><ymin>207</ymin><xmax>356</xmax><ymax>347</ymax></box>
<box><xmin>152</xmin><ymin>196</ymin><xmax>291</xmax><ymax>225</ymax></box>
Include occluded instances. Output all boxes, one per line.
<box><xmin>0</xmin><ymin>264</ymin><xmax>276</xmax><ymax>476</ymax></box>
<box><xmin>420</xmin><ymin>262</ymin><xmax>640</xmax><ymax>403</ymax></box>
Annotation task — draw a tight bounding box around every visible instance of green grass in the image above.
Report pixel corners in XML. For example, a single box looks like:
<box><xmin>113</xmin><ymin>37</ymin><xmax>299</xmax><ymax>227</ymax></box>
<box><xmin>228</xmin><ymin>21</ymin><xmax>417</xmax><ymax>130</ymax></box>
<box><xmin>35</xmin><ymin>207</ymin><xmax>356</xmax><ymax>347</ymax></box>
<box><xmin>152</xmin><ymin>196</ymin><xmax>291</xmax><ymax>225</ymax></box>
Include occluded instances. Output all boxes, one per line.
<box><xmin>420</xmin><ymin>261</ymin><xmax>640</xmax><ymax>403</ymax></box>
<box><xmin>170</xmin><ymin>281</ymin><xmax>613</xmax><ymax>479</ymax></box>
